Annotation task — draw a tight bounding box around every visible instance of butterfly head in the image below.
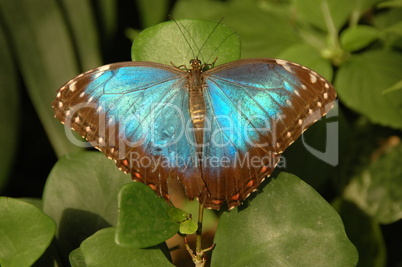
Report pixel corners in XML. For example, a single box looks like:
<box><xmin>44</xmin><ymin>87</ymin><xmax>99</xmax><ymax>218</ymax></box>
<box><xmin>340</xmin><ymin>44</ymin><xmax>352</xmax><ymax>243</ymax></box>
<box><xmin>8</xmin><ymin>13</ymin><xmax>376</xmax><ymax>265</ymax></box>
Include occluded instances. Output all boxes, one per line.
<box><xmin>189</xmin><ymin>58</ymin><xmax>202</xmax><ymax>69</ymax></box>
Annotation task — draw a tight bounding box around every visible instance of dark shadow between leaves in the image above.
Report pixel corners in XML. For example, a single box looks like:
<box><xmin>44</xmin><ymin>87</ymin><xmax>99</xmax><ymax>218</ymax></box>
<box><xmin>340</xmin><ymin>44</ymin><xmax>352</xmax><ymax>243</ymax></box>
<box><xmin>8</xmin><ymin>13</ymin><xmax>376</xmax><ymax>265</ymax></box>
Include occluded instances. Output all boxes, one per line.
<box><xmin>57</xmin><ymin>208</ymin><xmax>112</xmax><ymax>261</ymax></box>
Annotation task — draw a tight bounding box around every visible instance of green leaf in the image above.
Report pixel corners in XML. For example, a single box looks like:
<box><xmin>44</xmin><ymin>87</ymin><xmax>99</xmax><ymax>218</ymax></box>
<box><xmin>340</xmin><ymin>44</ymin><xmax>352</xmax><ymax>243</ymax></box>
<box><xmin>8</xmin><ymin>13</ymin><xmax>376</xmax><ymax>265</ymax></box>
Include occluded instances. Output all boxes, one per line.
<box><xmin>277</xmin><ymin>44</ymin><xmax>333</xmax><ymax>80</ymax></box>
<box><xmin>42</xmin><ymin>151</ymin><xmax>131</xmax><ymax>259</ymax></box>
<box><xmin>373</xmin><ymin>8</ymin><xmax>402</xmax><ymax>49</ymax></box>
<box><xmin>69</xmin><ymin>248</ymin><xmax>86</xmax><ymax>267</ymax></box>
<box><xmin>383</xmin><ymin>21</ymin><xmax>402</xmax><ymax>36</ymax></box>
<box><xmin>343</xmin><ymin>143</ymin><xmax>402</xmax><ymax>224</ymax></box>
<box><xmin>0</xmin><ymin>0</ymin><xmax>86</xmax><ymax>156</ymax></box>
<box><xmin>80</xmin><ymin>228</ymin><xmax>174</xmax><ymax>267</ymax></box>
<box><xmin>335</xmin><ymin>50</ymin><xmax>402</xmax><ymax>130</ymax></box>
<box><xmin>168</xmin><ymin>207</ymin><xmax>189</xmax><ymax>223</ymax></box>
<box><xmin>333</xmin><ymin>198</ymin><xmax>386</xmax><ymax>267</ymax></box>
<box><xmin>340</xmin><ymin>25</ymin><xmax>379</xmax><ymax>52</ymax></box>
<box><xmin>179</xmin><ymin>219</ymin><xmax>198</xmax><ymax>235</ymax></box>
<box><xmin>0</xmin><ymin>21</ymin><xmax>19</xmax><ymax>191</ymax></box>
<box><xmin>382</xmin><ymin>79</ymin><xmax>402</xmax><ymax>94</ymax></box>
<box><xmin>377</xmin><ymin>0</ymin><xmax>402</xmax><ymax>8</ymax></box>
<box><xmin>211</xmin><ymin>172</ymin><xmax>358</xmax><ymax>266</ymax></box>
<box><xmin>0</xmin><ymin>197</ymin><xmax>56</xmax><ymax>267</ymax></box>
<box><xmin>222</xmin><ymin>1</ymin><xmax>300</xmax><ymax>58</ymax></box>
<box><xmin>166</xmin><ymin>206</ymin><xmax>198</xmax><ymax>235</ymax></box>
<box><xmin>136</xmin><ymin>0</ymin><xmax>169</xmax><ymax>27</ymax></box>
<box><xmin>131</xmin><ymin>19</ymin><xmax>240</xmax><ymax>67</ymax></box>
<box><xmin>292</xmin><ymin>0</ymin><xmax>353</xmax><ymax>32</ymax></box>
<box><xmin>116</xmin><ymin>182</ymin><xmax>178</xmax><ymax>248</ymax></box>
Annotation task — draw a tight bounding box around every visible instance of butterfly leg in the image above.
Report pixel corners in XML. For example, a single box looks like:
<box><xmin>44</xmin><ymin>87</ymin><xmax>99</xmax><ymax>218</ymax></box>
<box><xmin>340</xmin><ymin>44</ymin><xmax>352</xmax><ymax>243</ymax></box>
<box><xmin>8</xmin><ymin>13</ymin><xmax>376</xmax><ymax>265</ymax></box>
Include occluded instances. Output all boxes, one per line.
<box><xmin>170</xmin><ymin>61</ymin><xmax>188</xmax><ymax>71</ymax></box>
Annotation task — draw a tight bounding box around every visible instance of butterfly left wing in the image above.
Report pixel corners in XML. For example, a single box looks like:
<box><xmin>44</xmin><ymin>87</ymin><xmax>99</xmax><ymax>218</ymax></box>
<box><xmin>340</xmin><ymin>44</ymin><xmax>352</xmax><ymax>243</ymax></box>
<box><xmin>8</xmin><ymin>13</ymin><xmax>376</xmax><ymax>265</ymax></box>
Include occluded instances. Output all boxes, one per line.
<box><xmin>53</xmin><ymin>62</ymin><xmax>206</xmax><ymax>200</ymax></box>
<box><xmin>200</xmin><ymin>58</ymin><xmax>337</xmax><ymax>209</ymax></box>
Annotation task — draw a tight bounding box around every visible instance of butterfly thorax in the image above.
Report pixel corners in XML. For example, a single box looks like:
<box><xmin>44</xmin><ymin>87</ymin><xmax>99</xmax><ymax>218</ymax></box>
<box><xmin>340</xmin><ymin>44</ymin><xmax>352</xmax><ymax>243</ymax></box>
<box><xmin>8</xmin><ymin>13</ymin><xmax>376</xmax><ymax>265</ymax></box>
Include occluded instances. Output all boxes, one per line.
<box><xmin>187</xmin><ymin>59</ymin><xmax>206</xmax><ymax>145</ymax></box>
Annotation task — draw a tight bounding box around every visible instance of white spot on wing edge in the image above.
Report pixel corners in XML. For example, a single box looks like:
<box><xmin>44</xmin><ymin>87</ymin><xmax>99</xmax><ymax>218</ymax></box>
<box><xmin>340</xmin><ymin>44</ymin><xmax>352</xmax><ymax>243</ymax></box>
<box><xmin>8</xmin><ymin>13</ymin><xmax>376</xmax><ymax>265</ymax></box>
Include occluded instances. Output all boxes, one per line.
<box><xmin>69</xmin><ymin>80</ymin><xmax>77</xmax><ymax>92</ymax></box>
<box><xmin>79</xmin><ymin>92</ymin><xmax>85</xmax><ymax>98</ymax></box>
<box><xmin>309</xmin><ymin>73</ymin><xmax>317</xmax><ymax>83</ymax></box>
<box><xmin>324</xmin><ymin>92</ymin><xmax>328</xmax><ymax>99</ymax></box>
<box><xmin>276</xmin><ymin>59</ymin><xmax>293</xmax><ymax>73</ymax></box>
<box><xmin>97</xmin><ymin>65</ymin><xmax>111</xmax><ymax>72</ymax></box>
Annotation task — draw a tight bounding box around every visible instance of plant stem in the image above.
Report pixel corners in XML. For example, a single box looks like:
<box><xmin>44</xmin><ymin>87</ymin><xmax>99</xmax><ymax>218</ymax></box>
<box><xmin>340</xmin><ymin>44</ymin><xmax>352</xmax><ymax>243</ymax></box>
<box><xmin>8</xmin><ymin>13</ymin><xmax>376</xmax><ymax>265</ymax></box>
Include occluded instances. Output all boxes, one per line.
<box><xmin>194</xmin><ymin>202</ymin><xmax>205</xmax><ymax>266</ymax></box>
<box><xmin>185</xmin><ymin>202</ymin><xmax>215</xmax><ymax>266</ymax></box>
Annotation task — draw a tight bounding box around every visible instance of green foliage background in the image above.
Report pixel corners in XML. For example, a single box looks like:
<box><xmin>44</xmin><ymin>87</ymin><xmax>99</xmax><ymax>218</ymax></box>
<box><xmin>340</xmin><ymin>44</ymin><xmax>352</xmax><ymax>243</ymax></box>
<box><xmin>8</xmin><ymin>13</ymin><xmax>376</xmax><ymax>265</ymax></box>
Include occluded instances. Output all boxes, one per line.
<box><xmin>0</xmin><ymin>0</ymin><xmax>401</xmax><ymax>266</ymax></box>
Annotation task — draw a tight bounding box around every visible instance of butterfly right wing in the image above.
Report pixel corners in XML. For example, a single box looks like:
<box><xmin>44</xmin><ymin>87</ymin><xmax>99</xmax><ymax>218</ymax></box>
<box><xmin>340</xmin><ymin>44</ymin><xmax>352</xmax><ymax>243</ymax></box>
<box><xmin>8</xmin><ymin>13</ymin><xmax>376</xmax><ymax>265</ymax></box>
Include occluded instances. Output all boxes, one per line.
<box><xmin>52</xmin><ymin>62</ymin><xmax>205</xmax><ymax>201</ymax></box>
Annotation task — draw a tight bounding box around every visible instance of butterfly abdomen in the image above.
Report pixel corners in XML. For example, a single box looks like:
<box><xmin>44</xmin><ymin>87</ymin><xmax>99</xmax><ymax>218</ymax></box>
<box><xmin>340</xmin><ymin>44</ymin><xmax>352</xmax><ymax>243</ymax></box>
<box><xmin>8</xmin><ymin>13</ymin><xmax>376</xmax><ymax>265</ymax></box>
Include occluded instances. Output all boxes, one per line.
<box><xmin>188</xmin><ymin>62</ymin><xmax>206</xmax><ymax>145</ymax></box>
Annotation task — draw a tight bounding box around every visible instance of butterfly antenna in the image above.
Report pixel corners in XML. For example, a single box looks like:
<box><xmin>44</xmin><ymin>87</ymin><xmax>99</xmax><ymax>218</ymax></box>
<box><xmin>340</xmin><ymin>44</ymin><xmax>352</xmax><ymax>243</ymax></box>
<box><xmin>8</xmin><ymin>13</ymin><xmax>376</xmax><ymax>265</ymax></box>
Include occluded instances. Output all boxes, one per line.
<box><xmin>170</xmin><ymin>15</ymin><xmax>197</xmax><ymax>60</ymax></box>
<box><xmin>179</xmin><ymin>21</ymin><xmax>203</xmax><ymax>60</ymax></box>
<box><xmin>205</xmin><ymin>30</ymin><xmax>236</xmax><ymax>64</ymax></box>
<box><xmin>197</xmin><ymin>17</ymin><xmax>224</xmax><ymax>62</ymax></box>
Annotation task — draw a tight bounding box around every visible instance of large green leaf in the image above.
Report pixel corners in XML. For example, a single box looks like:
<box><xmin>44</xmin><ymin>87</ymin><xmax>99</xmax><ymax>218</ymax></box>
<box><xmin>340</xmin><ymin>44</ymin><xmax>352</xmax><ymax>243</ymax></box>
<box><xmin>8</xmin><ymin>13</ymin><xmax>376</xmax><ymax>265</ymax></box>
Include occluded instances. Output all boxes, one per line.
<box><xmin>0</xmin><ymin>197</ymin><xmax>56</xmax><ymax>267</ymax></box>
<box><xmin>343</xmin><ymin>143</ymin><xmax>402</xmax><ymax>224</ymax></box>
<box><xmin>131</xmin><ymin>19</ymin><xmax>240</xmax><ymax>67</ymax></box>
<box><xmin>42</xmin><ymin>152</ymin><xmax>131</xmax><ymax>259</ymax></box>
<box><xmin>335</xmin><ymin>50</ymin><xmax>402</xmax><ymax>130</ymax></box>
<box><xmin>211</xmin><ymin>172</ymin><xmax>358</xmax><ymax>266</ymax></box>
<box><xmin>116</xmin><ymin>182</ymin><xmax>179</xmax><ymax>248</ymax></box>
<box><xmin>80</xmin><ymin>228</ymin><xmax>174</xmax><ymax>267</ymax></box>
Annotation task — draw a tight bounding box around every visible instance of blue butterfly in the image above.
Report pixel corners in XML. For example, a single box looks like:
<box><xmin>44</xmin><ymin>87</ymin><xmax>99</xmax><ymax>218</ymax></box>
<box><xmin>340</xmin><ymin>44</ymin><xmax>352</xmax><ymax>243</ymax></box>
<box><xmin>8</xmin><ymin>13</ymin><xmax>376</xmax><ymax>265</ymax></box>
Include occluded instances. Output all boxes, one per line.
<box><xmin>53</xmin><ymin>57</ymin><xmax>336</xmax><ymax>210</ymax></box>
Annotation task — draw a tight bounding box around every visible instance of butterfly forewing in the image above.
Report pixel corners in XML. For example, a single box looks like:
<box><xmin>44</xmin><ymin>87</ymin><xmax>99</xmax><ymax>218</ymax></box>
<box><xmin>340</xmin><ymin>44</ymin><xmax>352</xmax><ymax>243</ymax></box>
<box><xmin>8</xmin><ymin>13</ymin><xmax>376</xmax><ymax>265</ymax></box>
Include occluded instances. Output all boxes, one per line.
<box><xmin>53</xmin><ymin>58</ymin><xmax>336</xmax><ymax>210</ymax></box>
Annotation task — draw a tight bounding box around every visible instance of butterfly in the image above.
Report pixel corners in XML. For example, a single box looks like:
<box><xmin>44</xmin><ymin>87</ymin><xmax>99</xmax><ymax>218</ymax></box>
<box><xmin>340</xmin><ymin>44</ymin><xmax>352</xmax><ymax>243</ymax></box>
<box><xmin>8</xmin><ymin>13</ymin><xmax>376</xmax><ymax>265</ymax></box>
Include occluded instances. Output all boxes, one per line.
<box><xmin>52</xmin><ymin>57</ymin><xmax>336</xmax><ymax>210</ymax></box>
